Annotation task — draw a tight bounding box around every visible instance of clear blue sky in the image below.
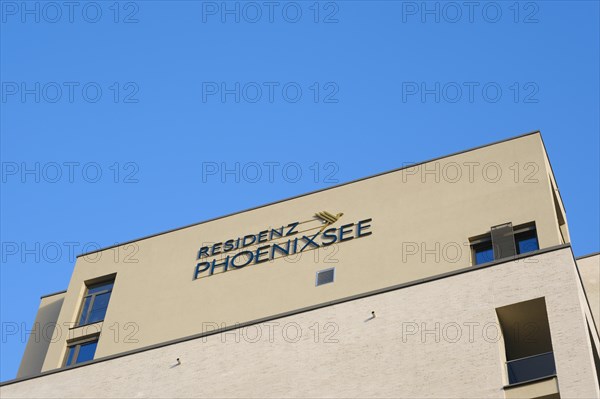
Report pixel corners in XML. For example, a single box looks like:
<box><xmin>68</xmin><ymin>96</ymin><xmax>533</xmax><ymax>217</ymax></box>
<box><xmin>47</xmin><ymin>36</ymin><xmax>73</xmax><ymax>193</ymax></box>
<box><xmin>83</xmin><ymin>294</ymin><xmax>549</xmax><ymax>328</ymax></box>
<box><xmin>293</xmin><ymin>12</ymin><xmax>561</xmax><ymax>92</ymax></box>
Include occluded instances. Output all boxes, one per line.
<box><xmin>1</xmin><ymin>0</ymin><xmax>598</xmax><ymax>382</ymax></box>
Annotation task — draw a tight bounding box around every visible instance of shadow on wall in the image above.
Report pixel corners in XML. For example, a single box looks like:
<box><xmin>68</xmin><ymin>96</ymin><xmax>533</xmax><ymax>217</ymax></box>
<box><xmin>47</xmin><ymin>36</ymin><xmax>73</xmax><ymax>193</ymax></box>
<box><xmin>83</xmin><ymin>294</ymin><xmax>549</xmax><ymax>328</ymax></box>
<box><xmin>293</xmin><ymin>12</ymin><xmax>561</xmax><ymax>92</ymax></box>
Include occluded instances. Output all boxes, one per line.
<box><xmin>17</xmin><ymin>295</ymin><xmax>65</xmax><ymax>379</ymax></box>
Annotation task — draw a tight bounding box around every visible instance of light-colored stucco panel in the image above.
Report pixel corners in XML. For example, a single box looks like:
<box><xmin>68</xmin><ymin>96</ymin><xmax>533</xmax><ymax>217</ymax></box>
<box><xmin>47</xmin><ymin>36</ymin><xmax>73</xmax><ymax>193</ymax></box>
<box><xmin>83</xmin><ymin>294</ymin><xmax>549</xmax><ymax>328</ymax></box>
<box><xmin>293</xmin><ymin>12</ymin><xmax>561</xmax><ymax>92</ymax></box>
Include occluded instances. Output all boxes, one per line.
<box><xmin>35</xmin><ymin>133</ymin><xmax>569</xmax><ymax>373</ymax></box>
<box><xmin>16</xmin><ymin>293</ymin><xmax>65</xmax><ymax>379</ymax></box>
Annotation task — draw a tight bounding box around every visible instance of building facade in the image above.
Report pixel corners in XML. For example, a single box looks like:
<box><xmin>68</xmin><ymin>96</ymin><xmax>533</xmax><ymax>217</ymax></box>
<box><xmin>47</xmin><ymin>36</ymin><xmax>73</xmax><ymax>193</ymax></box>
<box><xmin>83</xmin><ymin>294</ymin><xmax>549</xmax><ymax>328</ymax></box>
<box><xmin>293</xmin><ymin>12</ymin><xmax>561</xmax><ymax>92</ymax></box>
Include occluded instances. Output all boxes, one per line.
<box><xmin>1</xmin><ymin>131</ymin><xmax>599</xmax><ymax>398</ymax></box>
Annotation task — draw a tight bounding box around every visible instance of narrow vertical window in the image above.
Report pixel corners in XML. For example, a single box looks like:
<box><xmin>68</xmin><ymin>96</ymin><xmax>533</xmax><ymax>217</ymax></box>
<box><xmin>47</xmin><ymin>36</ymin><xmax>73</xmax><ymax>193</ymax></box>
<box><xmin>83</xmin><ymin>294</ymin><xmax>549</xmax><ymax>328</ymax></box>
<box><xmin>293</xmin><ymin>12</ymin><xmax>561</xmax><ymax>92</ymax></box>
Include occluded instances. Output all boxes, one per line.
<box><xmin>77</xmin><ymin>279</ymin><xmax>114</xmax><ymax>326</ymax></box>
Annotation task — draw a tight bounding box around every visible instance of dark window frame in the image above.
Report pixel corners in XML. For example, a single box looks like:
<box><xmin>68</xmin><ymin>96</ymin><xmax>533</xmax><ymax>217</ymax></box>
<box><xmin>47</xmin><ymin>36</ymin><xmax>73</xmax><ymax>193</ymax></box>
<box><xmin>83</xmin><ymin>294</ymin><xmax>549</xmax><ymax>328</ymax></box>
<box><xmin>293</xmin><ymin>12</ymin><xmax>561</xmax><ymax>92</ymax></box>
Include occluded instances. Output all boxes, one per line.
<box><xmin>76</xmin><ymin>279</ymin><xmax>114</xmax><ymax>327</ymax></box>
<box><xmin>63</xmin><ymin>335</ymin><xmax>99</xmax><ymax>367</ymax></box>
<box><xmin>470</xmin><ymin>222</ymin><xmax>538</xmax><ymax>265</ymax></box>
<box><xmin>514</xmin><ymin>224</ymin><xmax>539</xmax><ymax>255</ymax></box>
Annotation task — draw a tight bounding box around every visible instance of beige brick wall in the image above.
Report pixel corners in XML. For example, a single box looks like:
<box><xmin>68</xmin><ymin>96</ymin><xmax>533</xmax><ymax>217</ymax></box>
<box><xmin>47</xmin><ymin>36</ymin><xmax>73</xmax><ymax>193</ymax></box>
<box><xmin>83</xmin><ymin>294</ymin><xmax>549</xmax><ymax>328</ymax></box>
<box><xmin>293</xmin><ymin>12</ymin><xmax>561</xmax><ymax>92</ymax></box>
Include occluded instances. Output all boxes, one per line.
<box><xmin>577</xmin><ymin>253</ymin><xmax>600</xmax><ymax>332</ymax></box>
<box><xmin>2</xmin><ymin>247</ymin><xmax>598</xmax><ymax>398</ymax></box>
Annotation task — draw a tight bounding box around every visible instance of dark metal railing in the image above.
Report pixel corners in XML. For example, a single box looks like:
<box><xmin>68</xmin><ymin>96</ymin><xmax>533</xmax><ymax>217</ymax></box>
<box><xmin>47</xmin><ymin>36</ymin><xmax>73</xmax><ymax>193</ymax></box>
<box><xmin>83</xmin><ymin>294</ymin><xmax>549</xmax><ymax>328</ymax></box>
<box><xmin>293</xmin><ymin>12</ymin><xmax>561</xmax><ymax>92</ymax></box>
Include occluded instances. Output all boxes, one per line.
<box><xmin>506</xmin><ymin>351</ymin><xmax>556</xmax><ymax>385</ymax></box>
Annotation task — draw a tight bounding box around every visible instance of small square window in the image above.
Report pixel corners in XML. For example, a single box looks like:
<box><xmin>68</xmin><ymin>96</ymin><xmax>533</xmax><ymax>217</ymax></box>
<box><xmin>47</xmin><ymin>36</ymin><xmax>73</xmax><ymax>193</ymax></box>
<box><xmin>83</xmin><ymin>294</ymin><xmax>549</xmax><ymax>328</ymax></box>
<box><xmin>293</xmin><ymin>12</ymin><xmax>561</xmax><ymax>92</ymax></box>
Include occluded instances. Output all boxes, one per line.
<box><xmin>316</xmin><ymin>268</ymin><xmax>335</xmax><ymax>286</ymax></box>
<box><xmin>64</xmin><ymin>337</ymin><xmax>98</xmax><ymax>367</ymax></box>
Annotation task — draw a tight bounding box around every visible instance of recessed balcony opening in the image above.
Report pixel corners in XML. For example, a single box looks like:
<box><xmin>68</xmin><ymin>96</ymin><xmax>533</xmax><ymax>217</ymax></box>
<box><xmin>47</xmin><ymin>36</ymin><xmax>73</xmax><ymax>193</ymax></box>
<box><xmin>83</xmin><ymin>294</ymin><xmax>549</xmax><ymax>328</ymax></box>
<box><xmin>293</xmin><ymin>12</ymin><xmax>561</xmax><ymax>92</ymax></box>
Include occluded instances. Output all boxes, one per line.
<box><xmin>496</xmin><ymin>297</ymin><xmax>556</xmax><ymax>387</ymax></box>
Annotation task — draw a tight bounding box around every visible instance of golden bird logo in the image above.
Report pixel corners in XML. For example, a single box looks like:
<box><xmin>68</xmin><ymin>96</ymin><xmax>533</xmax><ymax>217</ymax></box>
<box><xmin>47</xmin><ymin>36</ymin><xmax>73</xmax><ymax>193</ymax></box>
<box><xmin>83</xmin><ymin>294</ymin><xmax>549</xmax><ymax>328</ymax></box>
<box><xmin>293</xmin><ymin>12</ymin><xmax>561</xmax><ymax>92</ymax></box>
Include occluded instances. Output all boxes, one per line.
<box><xmin>315</xmin><ymin>211</ymin><xmax>344</xmax><ymax>232</ymax></box>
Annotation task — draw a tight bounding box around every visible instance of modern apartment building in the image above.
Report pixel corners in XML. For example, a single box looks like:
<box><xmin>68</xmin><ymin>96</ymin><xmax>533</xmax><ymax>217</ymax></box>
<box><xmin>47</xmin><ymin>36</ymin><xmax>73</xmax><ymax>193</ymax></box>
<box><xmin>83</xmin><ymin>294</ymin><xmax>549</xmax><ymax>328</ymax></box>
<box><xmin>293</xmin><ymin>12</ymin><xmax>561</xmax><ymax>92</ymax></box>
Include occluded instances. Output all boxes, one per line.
<box><xmin>1</xmin><ymin>131</ymin><xmax>599</xmax><ymax>398</ymax></box>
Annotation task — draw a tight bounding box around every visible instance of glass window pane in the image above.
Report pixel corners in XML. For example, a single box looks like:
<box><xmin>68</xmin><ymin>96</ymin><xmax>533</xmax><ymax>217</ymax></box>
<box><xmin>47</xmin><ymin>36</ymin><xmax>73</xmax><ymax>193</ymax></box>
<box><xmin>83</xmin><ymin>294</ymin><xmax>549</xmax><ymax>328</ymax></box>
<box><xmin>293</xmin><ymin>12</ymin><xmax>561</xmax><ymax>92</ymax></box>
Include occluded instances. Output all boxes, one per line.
<box><xmin>87</xmin><ymin>282</ymin><xmax>113</xmax><ymax>295</ymax></box>
<box><xmin>507</xmin><ymin>352</ymin><xmax>555</xmax><ymax>384</ymax></box>
<box><xmin>474</xmin><ymin>242</ymin><xmax>494</xmax><ymax>265</ymax></box>
<box><xmin>75</xmin><ymin>341</ymin><xmax>98</xmax><ymax>364</ymax></box>
<box><xmin>516</xmin><ymin>231</ymin><xmax>539</xmax><ymax>254</ymax></box>
<box><xmin>65</xmin><ymin>346</ymin><xmax>76</xmax><ymax>366</ymax></box>
<box><xmin>78</xmin><ymin>296</ymin><xmax>92</xmax><ymax>326</ymax></box>
<box><xmin>87</xmin><ymin>292</ymin><xmax>111</xmax><ymax>323</ymax></box>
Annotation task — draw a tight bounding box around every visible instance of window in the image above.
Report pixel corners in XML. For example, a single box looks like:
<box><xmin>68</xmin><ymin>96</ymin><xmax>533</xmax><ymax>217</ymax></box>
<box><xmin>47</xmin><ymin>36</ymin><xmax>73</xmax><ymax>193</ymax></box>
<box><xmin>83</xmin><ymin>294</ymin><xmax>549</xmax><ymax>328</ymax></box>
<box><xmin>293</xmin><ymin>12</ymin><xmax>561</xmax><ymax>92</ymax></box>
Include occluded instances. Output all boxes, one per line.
<box><xmin>470</xmin><ymin>222</ymin><xmax>539</xmax><ymax>265</ymax></box>
<box><xmin>472</xmin><ymin>240</ymin><xmax>494</xmax><ymax>265</ymax></box>
<box><xmin>316</xmin><ymin>268</ymin><xmax>335</xmax><ymax>286</ymax></box>
<box><xmin>64</xmin><ymin>337</ymin><xmax>99</xmax><ymax>366</ymax></box>
<box><xmin>77</xmin><ymin>279</ymin><xmax>114</xmax><ymax>326</ymax></box>
<box><xmin>515</xmin><ymin>228</ymin><xmax>539</xmax><ymax>255</ymax></box>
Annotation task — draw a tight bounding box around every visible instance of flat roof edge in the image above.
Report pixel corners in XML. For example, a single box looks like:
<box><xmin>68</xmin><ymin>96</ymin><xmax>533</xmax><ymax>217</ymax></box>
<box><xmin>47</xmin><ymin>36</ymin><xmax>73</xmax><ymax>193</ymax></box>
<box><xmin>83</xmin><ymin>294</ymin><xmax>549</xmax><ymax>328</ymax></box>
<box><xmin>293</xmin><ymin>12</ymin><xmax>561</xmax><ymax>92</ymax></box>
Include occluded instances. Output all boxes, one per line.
<box><xmin>76</xmin><ymin>129</ymin><xmax>542</xmax><ymax>258</ymax></box>
<box><xmin>1</xmin><ymin>242</ymin><xmax>569</xmax><ymax>388</ymax></box>
<box><xmin>576</xmin><ymin>251</ymin><xmax>600</xmax><ymax>260</ymax></box>
<box><xmin>40</xmin><ymin>290</ymin><xmax>67</xmax><ymax>300</ymax></box>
